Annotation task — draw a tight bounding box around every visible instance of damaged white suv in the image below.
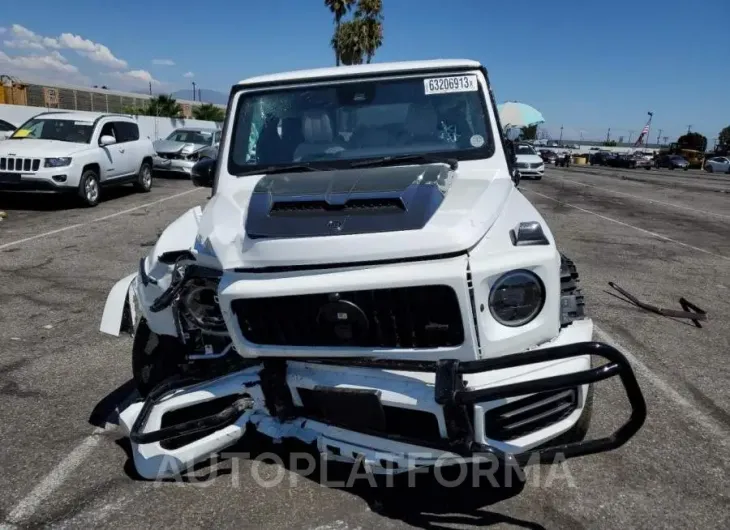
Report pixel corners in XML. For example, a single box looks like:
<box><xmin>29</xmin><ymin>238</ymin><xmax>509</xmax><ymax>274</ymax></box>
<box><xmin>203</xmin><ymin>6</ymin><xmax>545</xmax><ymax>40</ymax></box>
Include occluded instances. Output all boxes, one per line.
<box><xmin>100</xmin><ymin>59</ymin><xmax>646</xmax><ymax>481</ymax></box>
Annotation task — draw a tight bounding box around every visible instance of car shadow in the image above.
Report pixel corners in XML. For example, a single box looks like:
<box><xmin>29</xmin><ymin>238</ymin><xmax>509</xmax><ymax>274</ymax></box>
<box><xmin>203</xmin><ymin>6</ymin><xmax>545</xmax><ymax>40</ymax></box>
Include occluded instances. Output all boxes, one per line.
<box><xmin>0</xmin><ymin>185</ymin><xmax>139</xmax><ymax>211</ymax></box>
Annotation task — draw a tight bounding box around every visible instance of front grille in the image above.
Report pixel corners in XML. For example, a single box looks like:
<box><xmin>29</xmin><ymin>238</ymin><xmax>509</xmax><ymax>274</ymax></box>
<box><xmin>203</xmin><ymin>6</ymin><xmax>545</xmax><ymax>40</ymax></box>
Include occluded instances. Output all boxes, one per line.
<box><xmin>0</xmin><ymin>157</ymin><xmax>41</xmax><ymax>172</ymax></box>
<box><xmin>530</xmin><ymin>162</ymin><xmax>543</xmax><ymax>169</ymax></box>
<box><xmin>231</xmin><ymin>285</ymin><xmax>465</xmax><ymax>348</ymax></box>
<box><xmin>271</xmin><ymin>198</ymin><xmax>405</xmax><ymax>216</ymax></box>
<box><xmin>517</xmin><ymin>162</ymin><xmax>528</xmax><ymax>168</ymax></box>
<box><xmin>484</xmin><ymin>388</ymin><xmax>578</xmax><ymax>441</ymax></box>
<box><xmin>158</xmin><ymin>152</ymin><xmax>185</xmax><ymax>160</ymax></box>
<box><xmin>297</xmin><ymin>388</ymin><xmax>442</xmax><ymax>442</ymax></box>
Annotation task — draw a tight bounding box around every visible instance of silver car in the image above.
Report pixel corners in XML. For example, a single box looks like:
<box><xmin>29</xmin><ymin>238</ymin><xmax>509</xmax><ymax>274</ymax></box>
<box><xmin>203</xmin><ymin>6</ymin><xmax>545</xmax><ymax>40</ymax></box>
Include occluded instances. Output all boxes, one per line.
<box><xmin>152</xmin><ymin>127</ymin><xmax>221</xmax><ymax>176</ymax></box>
<box><xmin>704</xmin><ymin>156</ymin><xmax>730</xmax><ymax>174</ymax></box>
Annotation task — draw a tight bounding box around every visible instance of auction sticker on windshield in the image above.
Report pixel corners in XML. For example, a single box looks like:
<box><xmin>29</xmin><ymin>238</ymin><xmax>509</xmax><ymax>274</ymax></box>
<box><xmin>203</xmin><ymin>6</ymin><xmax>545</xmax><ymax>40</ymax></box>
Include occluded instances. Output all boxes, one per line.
<box><xmin>424</xmin><ymin>75</ymin><xmax>478</xmax><ymax>95</ymax></box>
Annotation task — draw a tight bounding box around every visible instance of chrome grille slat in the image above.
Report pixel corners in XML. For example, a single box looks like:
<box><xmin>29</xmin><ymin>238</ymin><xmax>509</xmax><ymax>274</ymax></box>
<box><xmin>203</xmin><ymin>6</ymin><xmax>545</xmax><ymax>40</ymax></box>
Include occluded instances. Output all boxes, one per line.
<box><xmin>0</xmin><ymin>157</ymin><xmax>43</xmax><ymax>173</ymax></box>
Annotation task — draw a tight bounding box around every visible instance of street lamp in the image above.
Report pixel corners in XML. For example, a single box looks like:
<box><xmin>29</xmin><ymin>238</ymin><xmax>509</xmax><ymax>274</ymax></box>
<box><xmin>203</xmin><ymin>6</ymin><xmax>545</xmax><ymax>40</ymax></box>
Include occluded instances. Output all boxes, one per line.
<box><xmin>646</xmin><ymin>112</ymin><xmax>653</xmax><ymax>149</ymax></box>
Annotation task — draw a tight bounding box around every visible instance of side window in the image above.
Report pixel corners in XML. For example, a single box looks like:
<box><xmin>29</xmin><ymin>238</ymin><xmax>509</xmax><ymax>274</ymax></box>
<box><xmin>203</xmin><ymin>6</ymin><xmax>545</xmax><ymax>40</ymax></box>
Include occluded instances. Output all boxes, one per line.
<box><xmin>99</xmin><ymin>121</ymin><xmax>116</xmax><ymax>141</ymax></box>
<box><xmin>113</xmin><ymin>121</ymin><xmax>139</xmax><ymax>143</ymax></box>
<box><xmin>121</xmin><ymin>122</ymin><xmax>140</xmax><ymax>142</ymax></box>
<box><xmin>214</xmin><ymin>131</ymin><xmax>221</xmax><ymax>144</ymax></box>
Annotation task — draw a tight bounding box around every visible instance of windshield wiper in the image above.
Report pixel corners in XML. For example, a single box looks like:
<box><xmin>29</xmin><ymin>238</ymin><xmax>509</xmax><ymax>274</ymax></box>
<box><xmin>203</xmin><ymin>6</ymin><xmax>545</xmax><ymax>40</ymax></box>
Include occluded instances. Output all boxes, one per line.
<box><xmin>349</xmin><ymin>154</ymin><xmax>458</xmax><ymax>170</ymax></box>
<box><xmin>235</xmin><ymin>163</ymin><xmax>334</xmax><ymax>177</ymax></box>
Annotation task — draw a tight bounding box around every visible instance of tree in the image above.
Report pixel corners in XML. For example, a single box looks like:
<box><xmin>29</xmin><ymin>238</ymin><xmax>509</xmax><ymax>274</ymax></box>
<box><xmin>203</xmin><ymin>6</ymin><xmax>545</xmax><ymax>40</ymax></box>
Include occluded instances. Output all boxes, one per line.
<box><xmin>326</xmin><ymin>0</ymin><xmax>383</xmax><ymax>66</ymax></box>
<box><xmin>333</xmin><ymin>20</ymin><xmax>366</xmax><ymax>65</ymax></box>
<box><xmin>325</xmin><ymin>0</ymin><xmax>356</xmax><ymax>66</ymax></box>
<box><xmin>717</xmin><ymin>126</ymin><xmax>730</xmax><ymax>153</ymax></box>
<box><xmin>193</xmin><ymin>103</ymin><xmax>225</xmax><ymax>122</ymax></box>
<box><xmin>603</xmin><ymin>140</ymin><xmax>617</xmax><ymax>147</ymax></box>
<box><xmin>519</xmin><ymin>125</ymin><xmax>537</xmax><ymax>140</ymax></box>
<box><xmin>677</xmin><ymin>131</ymin><xmax>707</xmax><ymax>152</ymax></box>
<box><xmin>354</xmin><ymin>0</ymin><xmax>383</xmax><ymax>64</ymax></box>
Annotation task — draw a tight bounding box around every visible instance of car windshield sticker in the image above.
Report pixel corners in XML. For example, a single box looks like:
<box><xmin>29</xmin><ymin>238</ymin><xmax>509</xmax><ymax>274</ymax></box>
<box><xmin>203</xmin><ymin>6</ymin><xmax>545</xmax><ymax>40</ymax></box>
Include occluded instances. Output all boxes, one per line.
<box><xmin>12</xmin><ymin>129</ymin><xmax>31</xmax><ymax>138</ymax></box>
<box><xmin>470</xmin><ymin>134</ymin><xmax>485</xmax><ymax>147</ymax></box>
<box><xmin>74</xmin><ymin>121</ymin><xmax>93</xmax><ymax>126</ymax></box>
<box><xmin>424</xmin><ymin>75</ymin><xmax>478</xmax><ymax>95</ymax></box>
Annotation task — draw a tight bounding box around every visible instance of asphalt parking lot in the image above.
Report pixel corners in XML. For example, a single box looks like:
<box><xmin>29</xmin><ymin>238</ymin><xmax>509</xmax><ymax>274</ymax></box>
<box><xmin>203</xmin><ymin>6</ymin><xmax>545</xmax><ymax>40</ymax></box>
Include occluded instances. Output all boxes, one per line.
<box><xmin>0</xmin><ymin>166</ymin><xmax>728</xmax><ymax>529</ymax></box>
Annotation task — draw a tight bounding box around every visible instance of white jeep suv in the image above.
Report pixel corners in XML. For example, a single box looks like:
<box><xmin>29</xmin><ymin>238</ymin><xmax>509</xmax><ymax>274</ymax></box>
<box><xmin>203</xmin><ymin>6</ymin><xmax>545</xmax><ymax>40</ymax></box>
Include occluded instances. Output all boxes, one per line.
<box><xmin>100</xmin><ymin>59</ymin><xmax>646</xmax><ymax>482</ymax></box>
<box><xmin>0</xmin><ymin>111</ymin><xmax>156</xmax><ymax>206</ymax></box>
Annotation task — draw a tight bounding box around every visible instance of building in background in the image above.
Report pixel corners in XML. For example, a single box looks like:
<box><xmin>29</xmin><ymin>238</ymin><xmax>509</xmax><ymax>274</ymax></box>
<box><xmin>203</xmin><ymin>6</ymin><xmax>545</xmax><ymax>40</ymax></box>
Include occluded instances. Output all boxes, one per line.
<box><xmin>0</xmin><ymin>75</ymin><xmax>225</xmax><ymax>118</ymax></box>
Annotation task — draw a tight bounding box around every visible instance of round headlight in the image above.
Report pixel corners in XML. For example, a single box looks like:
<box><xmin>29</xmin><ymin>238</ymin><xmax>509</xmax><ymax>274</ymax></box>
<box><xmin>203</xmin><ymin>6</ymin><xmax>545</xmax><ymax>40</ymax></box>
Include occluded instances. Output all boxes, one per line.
<box><xmin>179</xmin><ymin>278</ymin><xmax>226</xmax><ymax>332</ymax></box>
<box><xmin>488</xmin><ymin>270</ymin><xmax>545</xmax><ymax>327</ymax></box>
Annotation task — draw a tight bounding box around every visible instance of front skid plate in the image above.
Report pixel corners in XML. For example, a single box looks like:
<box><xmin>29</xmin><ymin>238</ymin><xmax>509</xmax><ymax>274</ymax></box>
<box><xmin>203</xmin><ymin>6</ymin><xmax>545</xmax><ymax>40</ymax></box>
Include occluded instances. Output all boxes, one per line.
<box><xmin>119</xmin><ymin>341</ymin><xmax>647</xmax><ymax>480</ymax></box>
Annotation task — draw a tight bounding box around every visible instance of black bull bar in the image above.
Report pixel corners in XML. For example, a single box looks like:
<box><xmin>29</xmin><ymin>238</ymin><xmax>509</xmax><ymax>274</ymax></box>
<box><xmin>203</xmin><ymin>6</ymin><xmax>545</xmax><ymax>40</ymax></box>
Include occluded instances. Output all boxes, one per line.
<box><xmin>131</xmin><ymin>341</ymin><xmax>647</xmax><ymax>467</ymax></box>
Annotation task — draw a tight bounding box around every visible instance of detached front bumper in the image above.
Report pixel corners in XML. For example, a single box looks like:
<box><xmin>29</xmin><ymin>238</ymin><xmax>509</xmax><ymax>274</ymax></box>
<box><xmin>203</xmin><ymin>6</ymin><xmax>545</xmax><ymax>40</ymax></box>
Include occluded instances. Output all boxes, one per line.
<box><xmin>119</xmin><ymin>329</ymin><xmax>647</xmax><ymax>480</ymax></box>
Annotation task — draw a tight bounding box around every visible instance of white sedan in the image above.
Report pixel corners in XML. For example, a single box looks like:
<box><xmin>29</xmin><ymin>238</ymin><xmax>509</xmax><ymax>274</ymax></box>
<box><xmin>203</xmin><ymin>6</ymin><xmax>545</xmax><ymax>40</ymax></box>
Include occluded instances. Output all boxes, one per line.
<box><xmin>704</xmin><ymin>156</ymin><xmax>730</xmax><ymax>173</ymax></box>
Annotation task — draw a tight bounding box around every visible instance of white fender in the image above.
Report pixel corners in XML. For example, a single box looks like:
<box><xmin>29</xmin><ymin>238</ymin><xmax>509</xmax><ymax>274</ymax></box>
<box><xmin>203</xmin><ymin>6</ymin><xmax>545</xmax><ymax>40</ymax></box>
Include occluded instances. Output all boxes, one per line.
<box><xmin>100</xmin><ymin>272</ymin><xmax>138</xmax><ymax>337</ymax></box>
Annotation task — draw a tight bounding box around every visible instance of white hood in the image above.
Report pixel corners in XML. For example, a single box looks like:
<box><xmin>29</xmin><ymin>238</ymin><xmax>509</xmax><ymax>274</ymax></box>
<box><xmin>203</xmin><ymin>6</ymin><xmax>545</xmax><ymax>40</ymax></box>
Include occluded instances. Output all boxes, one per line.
<box><xmin>0</xmin><ymin>139</ymin><xmax>91</xmax><ymax>158</ymax></box>
<box><xmin>196</xmin><ymin>161</ymin><xmax>515</xmax><ymax>270</ymax></box>
<box><xmin>516</xmin><ymin>154</ymin><xmax>544</xmax><ymax>165</ymax></box>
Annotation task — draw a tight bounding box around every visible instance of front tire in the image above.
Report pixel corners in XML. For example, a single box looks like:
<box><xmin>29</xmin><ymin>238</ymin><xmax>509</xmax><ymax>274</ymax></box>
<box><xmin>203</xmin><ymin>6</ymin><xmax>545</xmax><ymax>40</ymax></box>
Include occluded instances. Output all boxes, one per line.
<box><xmin>134</xmin><ymin>161</ymin><xmax>153</xmax><ymax>192</ymax></box>
<box><xmin>78</xmin><ymin>169</ymin><xmax>100</xmax><ymax>207</ymax></box>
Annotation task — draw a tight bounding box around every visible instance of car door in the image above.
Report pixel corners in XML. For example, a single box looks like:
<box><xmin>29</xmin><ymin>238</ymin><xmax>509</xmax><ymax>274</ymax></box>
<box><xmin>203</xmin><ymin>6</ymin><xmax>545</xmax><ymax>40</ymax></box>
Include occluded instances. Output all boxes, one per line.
<box><xmin>115</xmin><ymin>121</ymin><xmax>142</xmax><ymax>175</ymax></box>
<box><xmin>96</xmin><ymin>120</ymin><xmax>123</xmax><ymax>181</ymax></box>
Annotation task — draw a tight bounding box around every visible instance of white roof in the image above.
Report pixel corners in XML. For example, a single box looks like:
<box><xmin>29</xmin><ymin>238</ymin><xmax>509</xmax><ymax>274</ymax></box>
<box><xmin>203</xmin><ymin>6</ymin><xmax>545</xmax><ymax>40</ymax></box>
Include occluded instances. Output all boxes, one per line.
<box><xmin>237</xmin><ymin>59</ymin><xmax>482</xmax><ymax>85</ymax></box>
<box><xmin>28</xmin><ymin>111</ymin><xmax>135</xmax><ymax>122</ymax></box>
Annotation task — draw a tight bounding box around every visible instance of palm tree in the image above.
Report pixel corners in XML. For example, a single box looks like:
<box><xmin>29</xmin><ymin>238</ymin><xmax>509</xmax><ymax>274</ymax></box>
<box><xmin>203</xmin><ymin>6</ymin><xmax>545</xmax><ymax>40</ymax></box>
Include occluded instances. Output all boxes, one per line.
<box><xmin>193</xmin><ymin>103</ymin><xmax>225</xmax><ymax>122</ymax></box>
<box><xmin>146</xmin><ymin>95</ymin><xmax>183</xmax><ymax>118</ymax></box>
<box><xmin>332</xmin><ymin>20</ymin><xmax>365</xmax><ymax>65</ymax></box>
<box><xmin>324</xmin><ymin>0</ymin><xmax>356</xmax><ymax>65</ymax></box>
<box><xmin>354</xmin><ymin>0</ymin><xmax>383</xmax><ymax>64</ymax></box>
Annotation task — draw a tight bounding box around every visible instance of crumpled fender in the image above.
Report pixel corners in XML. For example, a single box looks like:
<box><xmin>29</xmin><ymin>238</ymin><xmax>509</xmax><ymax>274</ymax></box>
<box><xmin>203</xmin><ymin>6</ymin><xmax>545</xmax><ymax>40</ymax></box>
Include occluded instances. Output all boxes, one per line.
<box><xmin>99</xmin><ymin>205</ymin><xmax>206</xmax><ymax>339</ymax></box>
<box><xmin>99</xmin><ymin>272</ymin><xmax>138</xmax><ymax>336</ymax></box>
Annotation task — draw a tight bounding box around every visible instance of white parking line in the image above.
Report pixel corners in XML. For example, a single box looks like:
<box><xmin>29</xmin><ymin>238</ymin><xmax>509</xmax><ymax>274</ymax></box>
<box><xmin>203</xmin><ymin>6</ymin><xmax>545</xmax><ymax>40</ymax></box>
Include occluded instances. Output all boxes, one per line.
<box><xmin>552</xmin><ymin>176</ymin><xmax>730</xmax><ymax>220</ymax></box>
<box><xmin>0</xmin><ymin>187</ymin><xmax>204</xmax><ymax>251</ymax></box>
<box><xmin>524</xmin><ymin>189</ymin><xmax>730</xmax><ymax>261</ymax></box>
<box><xmin>0</xmin><ymin>428</ymin><xmax>106</xmax><ymax>529</ymax></box>
<box><xmin>594</xmin><ymin>325</ymin><xmax>729</xmax><ymax>447</ymax></box>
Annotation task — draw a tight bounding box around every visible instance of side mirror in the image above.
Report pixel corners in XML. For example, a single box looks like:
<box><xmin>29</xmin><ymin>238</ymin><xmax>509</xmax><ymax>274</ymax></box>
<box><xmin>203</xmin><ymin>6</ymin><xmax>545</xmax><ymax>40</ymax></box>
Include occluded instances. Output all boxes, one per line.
<box><xmin>511</xmin><ymin>168</ymin><xmax>521</xmax><ymax>186</ymax></box>
<box><xmin>191</xmin><ymin>158</ymin><xmax>216</xmax><ymax>188</ymax></box>
<box><xmin>99</xmin><ymin>135</ymin><xmax>116</xmax><ymax>146</ymax></box>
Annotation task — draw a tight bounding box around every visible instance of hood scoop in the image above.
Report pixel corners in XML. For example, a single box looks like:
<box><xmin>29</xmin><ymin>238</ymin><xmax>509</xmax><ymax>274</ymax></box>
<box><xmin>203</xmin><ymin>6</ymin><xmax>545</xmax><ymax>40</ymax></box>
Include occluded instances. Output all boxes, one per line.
<box><xmin>270</xmin><ymin>197</ymin><xmax>406</xmax><ymax>216</ymax></box>
<box><xmin>245</xmin><ymin>164</ymin><xmax>453</xmax><ymax>239</ymax></box>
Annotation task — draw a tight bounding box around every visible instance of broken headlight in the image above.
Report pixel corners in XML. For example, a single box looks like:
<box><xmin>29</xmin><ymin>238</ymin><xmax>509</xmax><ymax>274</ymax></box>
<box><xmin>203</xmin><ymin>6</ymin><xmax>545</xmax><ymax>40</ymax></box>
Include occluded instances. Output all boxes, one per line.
<box><xmin>178</xmin><ymin>276</ymin><xmax>227</xmax><ymax>333</ymax></box>
<box><xmin>488</xmin><ymin>269</ymin><xmax>545</xmax><ymax>327</ymax></box>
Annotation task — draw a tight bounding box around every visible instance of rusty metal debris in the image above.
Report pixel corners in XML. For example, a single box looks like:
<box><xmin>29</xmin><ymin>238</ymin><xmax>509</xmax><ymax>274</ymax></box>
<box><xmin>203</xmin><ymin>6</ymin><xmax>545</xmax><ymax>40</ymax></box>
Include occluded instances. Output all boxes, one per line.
<box><xmin>608</xmin><ymin>282</ymin><xmax>708</xmax><ymax>328</ymax></box>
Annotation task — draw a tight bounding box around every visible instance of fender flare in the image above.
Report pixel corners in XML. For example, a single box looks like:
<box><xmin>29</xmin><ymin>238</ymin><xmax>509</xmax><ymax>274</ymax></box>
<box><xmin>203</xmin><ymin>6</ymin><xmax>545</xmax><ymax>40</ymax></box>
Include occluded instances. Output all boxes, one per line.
<box><xmin>100</xmin><ymin>272</ymin><xmax>138</xmax><ymax>337</ymax></box>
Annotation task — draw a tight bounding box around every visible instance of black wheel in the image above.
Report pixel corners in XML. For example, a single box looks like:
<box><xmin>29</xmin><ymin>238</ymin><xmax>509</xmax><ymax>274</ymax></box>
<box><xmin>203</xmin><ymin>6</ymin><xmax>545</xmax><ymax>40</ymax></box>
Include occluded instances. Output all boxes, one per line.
<box><xmin>705</xmin><ymin>165</ymin><xmax>713</xmax><ymax>173</ymax></box>
<box><xmin>134</xmin><ymin>160</ymin><xmax>153</xmax><ymax>192</ymax></box>
<box><xmin>132</xmin><ymin>319</ymin><xmax>186</xmax><ymax>398</ymax></box>
<box><xmin>78</xmin><ymin>168</ymin><xmax>100</xmax><ymax>207</ymax></box>
<box><xmin>683</xmin><ymin>167</ymin><xmax>688</xmax><ymax>171</ymax></box>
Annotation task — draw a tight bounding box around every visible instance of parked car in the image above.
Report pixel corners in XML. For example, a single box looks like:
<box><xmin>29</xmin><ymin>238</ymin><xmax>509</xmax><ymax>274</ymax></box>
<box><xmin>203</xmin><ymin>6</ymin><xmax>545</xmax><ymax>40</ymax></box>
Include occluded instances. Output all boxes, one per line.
<box><xmin>0</xmin><ymin>111</ymin><xmax>156</xmax><ymax>206</ymax></box>
<box><xmin>605</xmin><ymin>153</ymin><xmax>652</xmax><ymax>170</ymax></box>
<box><xmin>703</xmin><ymin>156</ymin><xmax>730</xmax><ymax>173</ymax></box>
<box><xmin>0</xmin><ymin>118</ymin><xmax>17</xmax><ymax>140</ymax></box>
<box><xmin>655</xmin><ymin>154</ymin><xmax>689</xmax><ymax>170</ymax></box>
<box><xmin>539</xmin><ymin>149</ymin><xmax>558</xmax><ymax>164</ymax></box>
<box><xmin>100</xmin><ymin>58</ymin><xmax>646</xmax><ymax>482</ymax></box>
<box><xmin>514</xmin><ymin>142</ymin><xmax>545</xmax><ymax>179</ymax></box>
<box><xmin>589</xmin><ymin>150</ymin><xmax>612</xmax><ymax>166</ymax></box>
<box><xmin>152</xmin><ymin>127</ymin><xmax>221</xmax><ymax>176</ymax></box>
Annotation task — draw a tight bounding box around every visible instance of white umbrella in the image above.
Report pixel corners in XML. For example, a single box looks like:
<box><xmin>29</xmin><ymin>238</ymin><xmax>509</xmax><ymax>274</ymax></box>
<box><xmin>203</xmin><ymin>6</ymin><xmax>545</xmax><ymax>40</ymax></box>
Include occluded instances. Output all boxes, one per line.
<box><xmin>497</xmin><ymin>101</ymin><xmax>545</xmax><ymax>129</ymax></box>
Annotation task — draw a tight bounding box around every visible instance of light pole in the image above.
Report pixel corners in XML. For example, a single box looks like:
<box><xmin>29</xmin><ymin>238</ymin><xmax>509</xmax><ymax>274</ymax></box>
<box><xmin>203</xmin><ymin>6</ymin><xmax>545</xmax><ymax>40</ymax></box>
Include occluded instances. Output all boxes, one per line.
<box><xmin>559</xmin><ymin>125</ymin><xmax>563</xmax><ymax>145</ymax></box>
<box><xmin>687</xmin><ymin>125</ymin><xmax>692</xmax><ymax>134</ymax></box>
<box><xmin>656</xmin><ymin>129</ymin><xmax>663</xmax><ymax>147</ymax></box>
<box><xmin>628</xmin><ymin>130</ymin><xmax>635</xmax><ymax>144</ymax></box>
<box><xmin>606</xmin><ymin>127</ymin><xmax>611</xmax><ymax>143</ymax></box>
<box><xmin>192</xmin><ymin>81</ymin><xmax>197</xmax><ymax>101</ymax></box>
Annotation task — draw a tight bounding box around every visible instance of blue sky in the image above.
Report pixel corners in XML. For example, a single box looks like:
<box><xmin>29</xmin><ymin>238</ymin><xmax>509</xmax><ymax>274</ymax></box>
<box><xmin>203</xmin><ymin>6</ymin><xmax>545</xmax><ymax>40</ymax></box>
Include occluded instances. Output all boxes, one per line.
<box><xmin>1</xmin><ymin>0</ymin><xmax>728</xmax><ymax>143</ymax></box>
